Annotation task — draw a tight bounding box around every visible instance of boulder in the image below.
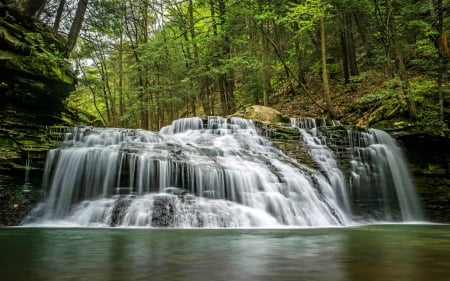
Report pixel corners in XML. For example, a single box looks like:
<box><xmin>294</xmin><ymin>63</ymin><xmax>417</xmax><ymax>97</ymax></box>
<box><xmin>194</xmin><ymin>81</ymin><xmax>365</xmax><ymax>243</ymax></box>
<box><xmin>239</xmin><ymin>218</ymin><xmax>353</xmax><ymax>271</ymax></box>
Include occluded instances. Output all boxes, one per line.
<box><xmin>233</xmin><ymin>105</ymin><xmax>290</xmax><ymax>124</ymax></box>
<box><xmin>151</xmin><ymin>195</ymin><xmax>176</xmax><ymax>227</ymax></box>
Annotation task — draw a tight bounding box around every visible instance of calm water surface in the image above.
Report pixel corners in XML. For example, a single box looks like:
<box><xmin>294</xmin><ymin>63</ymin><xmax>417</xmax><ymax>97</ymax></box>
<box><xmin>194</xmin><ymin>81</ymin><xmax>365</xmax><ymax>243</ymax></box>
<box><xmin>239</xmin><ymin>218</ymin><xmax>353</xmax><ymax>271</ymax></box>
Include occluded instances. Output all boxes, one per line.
<box><xmin>0</xmin><ymin>224</ymin><xmax>449</xmax><ymax>281</ymax></box>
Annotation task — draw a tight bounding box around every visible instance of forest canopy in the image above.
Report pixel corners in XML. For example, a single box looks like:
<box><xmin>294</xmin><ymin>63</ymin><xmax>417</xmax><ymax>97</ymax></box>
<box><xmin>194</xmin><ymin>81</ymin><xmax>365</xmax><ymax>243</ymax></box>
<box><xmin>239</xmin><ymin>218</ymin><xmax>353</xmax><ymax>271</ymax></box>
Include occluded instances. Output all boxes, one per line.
<box><xmin>3</xmin><ymin>0</ymin><xmax>450</xmax><ymax>132</ymax></box>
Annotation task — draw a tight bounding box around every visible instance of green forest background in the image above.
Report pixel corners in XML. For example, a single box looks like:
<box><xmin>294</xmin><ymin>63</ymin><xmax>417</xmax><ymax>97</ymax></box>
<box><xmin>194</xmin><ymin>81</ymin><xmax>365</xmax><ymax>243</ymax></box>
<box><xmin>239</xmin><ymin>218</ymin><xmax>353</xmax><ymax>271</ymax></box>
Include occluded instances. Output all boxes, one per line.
<box><xmin>10</xmin><ymin>0</ymin><xmax>450</xmax><ymax>132</ymax></box>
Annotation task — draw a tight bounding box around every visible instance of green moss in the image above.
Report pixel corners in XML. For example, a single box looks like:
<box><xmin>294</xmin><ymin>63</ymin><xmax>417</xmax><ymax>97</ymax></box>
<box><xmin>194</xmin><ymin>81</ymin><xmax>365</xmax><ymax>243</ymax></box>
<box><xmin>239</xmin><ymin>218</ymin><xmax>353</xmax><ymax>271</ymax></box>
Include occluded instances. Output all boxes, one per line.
<box><xmin>0</xmin><ymin>42</ymin><xmax>75</xmax><ymax>90</ymax></box>
<box><xmin>18</xmin><ymin>139</ymin><xmax>39</xmax><ymax>146</ymax></box>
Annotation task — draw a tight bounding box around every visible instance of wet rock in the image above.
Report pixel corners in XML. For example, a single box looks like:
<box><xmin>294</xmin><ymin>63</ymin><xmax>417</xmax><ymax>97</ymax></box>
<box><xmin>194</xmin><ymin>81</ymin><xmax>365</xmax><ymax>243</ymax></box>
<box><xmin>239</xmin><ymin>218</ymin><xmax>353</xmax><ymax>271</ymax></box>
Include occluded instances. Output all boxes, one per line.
<box><xmin>151</xmin><ymin>195</ymin><xmax>176</xmax><ymax>227</ymax></box>
<box><xmin>395</xmin><ymin>134</ymin><xmax>450</xmax><ymax>222</ymax></box>
<box><xmin>110</xmin><ymin>197</ymin><xmax>132</xmax><ymax>227</ymax></box>
<box><xmin>0</xmin><ymin>177</ymin><xmax>44</xmax><ymax>226</ymax></box>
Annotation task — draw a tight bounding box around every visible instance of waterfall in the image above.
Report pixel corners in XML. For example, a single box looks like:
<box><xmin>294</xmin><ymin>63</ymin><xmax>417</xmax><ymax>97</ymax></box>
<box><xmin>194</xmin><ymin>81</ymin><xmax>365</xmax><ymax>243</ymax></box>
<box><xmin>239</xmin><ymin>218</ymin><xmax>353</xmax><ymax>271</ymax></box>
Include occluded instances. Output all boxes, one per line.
<box><xmin>23</xmin><ymin>117</ymin><xmax>423</xmax><ymax>227</ymax></box>
<box><xmin>290</xmin><ymin>118</ymin><xmax>352</xmax><ymax>218</ymax></box>
<box><xmin>291</xmin><ymin>117</ymin><xmax>423</xmax><ymax>222</ymax></box>
<box><xmin>347</xmin><ymin>128</ymin><xmax>424</xmax><ymax>221</ymax></box>
<box><xmin>22</xmin><ymin>151</ymin><xmax>32</xmax><ymax>192</ymax></box>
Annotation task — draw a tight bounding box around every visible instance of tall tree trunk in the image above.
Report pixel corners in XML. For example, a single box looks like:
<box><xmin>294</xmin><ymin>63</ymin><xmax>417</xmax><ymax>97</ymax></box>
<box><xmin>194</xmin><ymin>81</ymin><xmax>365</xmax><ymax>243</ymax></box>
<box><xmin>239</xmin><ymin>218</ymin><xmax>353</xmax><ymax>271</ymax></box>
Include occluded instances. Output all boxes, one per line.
<box><xmin>320</xmin><ymin>16</ymin><xmax>335</xmax><ymax>118</ymax></box>
<box><xmin>436</xmin><ymin>0</ymin><xmax>447</xmax><ymax>122</ymax></box>
<box><xmin>256</xmin><ymin>1</ymin><xmax>272</xmax><ymax>106</ymax></box>
<box><xmin>385</xmin><ymin>0</ymin><xmax>417</xmax><ymax>119</ymax></box>
<box><xmin>291</xmin><ymin>21</ymin><xmax>307</xmax><ymax>87</ymax></box>
<box><xmin>340</xmin><ymin>8</ymin><xmax>358</xmax><ymax>84</ymax></box>
<box><xmin>118</xmin><ymin>31</ymin><xmax>126</xmax><ymax>127</ymax></box>
<box><xmin>53</xmin><ymin>0</ymin><xmax>66</xmax><ymax>32</ymax></box>
<box><xmin>188</xmin><ymin>0</ymin><xmax>198</xmax><ymax>116</ymax></box>
<box><xmin>217</xmin><ymin>0</ymin><xmax>235</xmax><ymax>115</ymax></box>
<box><xmin>261</xmin><ymin>23</ymin><xmax>271</xmax><ymax>106</ymax></box>
<box><xmin>209</xmin><ymin>0</ymin><xmax>219</xmax><ymax>115</ymax></box>
<box><xmin>340</xmin><ymin>31</ymin><xmax>350</xmax><ymax>83</ymax></box>
<box><xmin>100</xmin><ymin>56</ymin><xmax>117</xmax><ymax>125</ymax></box>
<box><xmin>346</xmin><ymin>10</ymin><xmax>358</xmax><ymax>77</ymax></box>
<box><xmin>66</xmin><ymin>0</ymin><xmax>89</xmax><ymax>54</ymax></box>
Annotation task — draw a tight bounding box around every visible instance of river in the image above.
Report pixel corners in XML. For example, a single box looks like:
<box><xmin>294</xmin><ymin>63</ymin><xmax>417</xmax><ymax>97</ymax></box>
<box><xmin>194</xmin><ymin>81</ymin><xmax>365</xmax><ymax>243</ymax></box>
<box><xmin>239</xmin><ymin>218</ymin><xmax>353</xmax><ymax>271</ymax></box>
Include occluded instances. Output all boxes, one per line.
<box><xmin>1</xmin><ymin>224</ymin><xmax>449</xmax><ymax>281</ymax></box>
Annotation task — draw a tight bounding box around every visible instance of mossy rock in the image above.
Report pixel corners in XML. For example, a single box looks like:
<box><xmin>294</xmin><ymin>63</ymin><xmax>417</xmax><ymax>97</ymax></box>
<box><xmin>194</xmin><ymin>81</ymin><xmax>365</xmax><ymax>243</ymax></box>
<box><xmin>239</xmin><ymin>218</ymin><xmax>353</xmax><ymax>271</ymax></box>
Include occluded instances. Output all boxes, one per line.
<box><xmin>233</xmin><ymin>105</ymin><xmax>291</xmax><ymax>124</ymax></box>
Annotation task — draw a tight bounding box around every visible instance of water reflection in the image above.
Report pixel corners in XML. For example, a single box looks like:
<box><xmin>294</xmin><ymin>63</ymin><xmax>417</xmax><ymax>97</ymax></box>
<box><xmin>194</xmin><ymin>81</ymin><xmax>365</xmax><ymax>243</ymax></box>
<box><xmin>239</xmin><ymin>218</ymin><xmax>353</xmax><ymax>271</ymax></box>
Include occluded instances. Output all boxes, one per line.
<box><xmin>342</xmin><ymin>226</ymin><xmax>450</xmax><ymax>281</ymax></box>
<box><xmin>0</xmin><ymin>225</ymin><xmax>449</xmax><ymax>281</ymax></box>
<box><xmin>229</xmin><ymin>234</ymin><xmax>346</xmax><ymax>281</ymax></box>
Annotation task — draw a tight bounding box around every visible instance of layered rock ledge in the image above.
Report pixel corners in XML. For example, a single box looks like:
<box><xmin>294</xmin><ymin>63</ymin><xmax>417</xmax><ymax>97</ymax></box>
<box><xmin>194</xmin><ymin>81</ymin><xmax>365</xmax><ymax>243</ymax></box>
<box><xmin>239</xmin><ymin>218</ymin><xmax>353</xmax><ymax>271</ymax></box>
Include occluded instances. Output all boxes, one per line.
<box><xmin>0</xmin><ymin>9</ymin><xmax>76</xmax><ymax>225</ymax></box>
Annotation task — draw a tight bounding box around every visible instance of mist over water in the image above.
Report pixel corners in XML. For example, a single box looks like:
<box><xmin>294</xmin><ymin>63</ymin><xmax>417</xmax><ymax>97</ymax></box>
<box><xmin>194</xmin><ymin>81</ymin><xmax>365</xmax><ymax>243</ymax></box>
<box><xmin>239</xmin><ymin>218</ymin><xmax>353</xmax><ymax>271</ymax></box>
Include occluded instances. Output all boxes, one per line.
<box><xmin>23</xmin><ymin>116</ymin><xmax>423</xmax><ymax>227</ymax></box>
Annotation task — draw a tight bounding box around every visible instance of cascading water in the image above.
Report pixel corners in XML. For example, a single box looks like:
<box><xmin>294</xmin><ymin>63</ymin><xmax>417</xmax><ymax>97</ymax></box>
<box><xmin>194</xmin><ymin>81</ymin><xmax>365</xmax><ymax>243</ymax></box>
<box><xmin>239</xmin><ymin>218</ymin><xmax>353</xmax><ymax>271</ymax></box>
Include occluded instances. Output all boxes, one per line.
<box><xmin>290</xmin><ymin>117</ymin><xmax>423</xmax><ymax>222</ymax></box>
<box><xmin>290</xmin><ymin>118</ymin><xmax>352</xmax><ymax>217</ymax></box>
<box><xmin>23</xmin><ymin>116</ymin><xmax>423</xmax><ymax>227</ymax></box>
<box><xmin>22</xmin><ymin>151</ymin><xmax>32</xmax><ymax>192</ymax></box>
<box><xmin>347</xmin><ymin>128</ymin><xmax>424</xmax><ymax>221</ymax></box>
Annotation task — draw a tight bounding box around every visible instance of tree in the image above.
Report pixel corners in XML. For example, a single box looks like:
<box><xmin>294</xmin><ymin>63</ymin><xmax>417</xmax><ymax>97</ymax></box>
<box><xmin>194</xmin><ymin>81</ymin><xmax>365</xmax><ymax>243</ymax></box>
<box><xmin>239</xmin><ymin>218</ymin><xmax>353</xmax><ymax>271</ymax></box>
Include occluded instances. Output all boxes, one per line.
<box><xmin>61</xmin><ymin>0</ymin><xmax>449</xmax><ymax>130</ymax></box>
<box><xmin>434</xmin><ymin>0</ymin><xmax>449</xmax><ymax>123</ymax></box>
<box><xmin>319</xmin><ymin>14</ymin><xmax>335</xmax><ymax>118</ymax></box>
<box><xmin>66</xmin><ymin>0</ymin><xmax>89</xmax><ymax>54</ymax></box>
<box><xmin>53</xmin><ymin>0</ymin><xmax>66</xmax><ymax>32</ymax></box>
<box><xmin>333</xmin><ymin>0</ymin><xmax>365</xmax><ymax>83</ymax></box>
<box><xmin>285</xmin><ymin>0</ymin><xmax>335</xmax><ymax>117</ymax></box>
<box><xmin>374</xmin><ymin>0</ymin><xmax>417</xmax><ymax>119</ymax></box>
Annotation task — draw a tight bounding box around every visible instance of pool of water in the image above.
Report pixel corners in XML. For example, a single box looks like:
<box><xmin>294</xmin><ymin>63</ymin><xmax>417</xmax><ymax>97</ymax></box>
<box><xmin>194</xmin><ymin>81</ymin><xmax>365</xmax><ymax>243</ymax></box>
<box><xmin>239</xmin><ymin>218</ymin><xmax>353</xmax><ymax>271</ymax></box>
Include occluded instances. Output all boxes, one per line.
<box><xmin>1</xmin><ymin>224</ymin><xmax>449</xmax><ymax>281</ymax></box>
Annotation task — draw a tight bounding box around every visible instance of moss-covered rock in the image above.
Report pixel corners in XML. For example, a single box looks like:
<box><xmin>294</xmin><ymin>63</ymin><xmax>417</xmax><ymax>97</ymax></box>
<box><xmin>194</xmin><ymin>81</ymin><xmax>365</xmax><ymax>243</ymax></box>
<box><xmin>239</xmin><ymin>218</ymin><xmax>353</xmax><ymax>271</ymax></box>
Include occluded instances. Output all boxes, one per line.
<box><xmin>0</xmin><ymin>6</ymin><xmax>77</xmax><ymax>225</ymax></box>
<box><xmin>233</xmin><ymin>105</ymin><xmax>291</xmax><ymax>124</ymax></box>
<box><xmin>0</xmin><ymin>18</ymin><xmax>76</xmax><ymax>109</ymax></box>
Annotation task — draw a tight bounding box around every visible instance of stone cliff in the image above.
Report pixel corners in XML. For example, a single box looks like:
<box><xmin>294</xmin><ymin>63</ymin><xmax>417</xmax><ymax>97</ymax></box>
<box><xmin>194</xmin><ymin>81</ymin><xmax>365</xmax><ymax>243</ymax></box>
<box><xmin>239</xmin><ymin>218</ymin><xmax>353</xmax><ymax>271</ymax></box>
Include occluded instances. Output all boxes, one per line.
<box><xmin>0</xmin><ymin>7</ymin><xmax>76</xmax><ymax>225</ymax></box>
<box><xmin>394</xmin><ymin>134</ymin><xmax>450</xmax><ymax>222</ymax></box>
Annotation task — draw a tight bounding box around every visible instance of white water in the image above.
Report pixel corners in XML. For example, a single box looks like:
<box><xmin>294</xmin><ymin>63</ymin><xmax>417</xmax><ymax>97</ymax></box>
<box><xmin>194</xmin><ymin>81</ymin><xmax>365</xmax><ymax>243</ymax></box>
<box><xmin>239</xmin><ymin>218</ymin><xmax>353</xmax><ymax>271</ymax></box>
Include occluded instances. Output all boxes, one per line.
<box><xmin>291</xmin><ymin>118</ymin><xmax>423</xmax><ymax>222</ymax></box>
<box><xmin>347</xmin><ymin>128</ymin><xmax>424</xmax><ymax>221</ymax></box>
<box><xmin>23</xmin><ymin>117</ymin><xmax>422</xmax><ymax>227</ymax></box>
<box><xmin>291</xmin><ymin>118</ymin><xmax>352</xmax><ymax>219</ymax></box>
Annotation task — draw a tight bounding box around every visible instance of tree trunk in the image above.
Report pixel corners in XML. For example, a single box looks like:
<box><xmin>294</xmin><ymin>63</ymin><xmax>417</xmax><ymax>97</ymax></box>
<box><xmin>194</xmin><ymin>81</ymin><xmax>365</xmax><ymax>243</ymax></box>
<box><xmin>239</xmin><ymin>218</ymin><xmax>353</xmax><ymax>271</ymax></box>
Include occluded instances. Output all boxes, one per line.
<box><xmin>66</xmin><ymin>0</ymin><xmax>89</xmax><ymax>54</ymax></box>
<box><xmin>340</xmin><ymin>8</ymin><xmax>358</xmax><ymax>84</ymax></box>
<box><xmin>118</xmin><ymin>31</ymin><xmax>126</xmax><ymax>127</ymax></box>
<box><xmin>188</xmin><ymin>0</ymin><xmax>198</xmax><ymax>116</ymax></box>
<box><xmin>345</xmin><ymin>11</ymin><xmax>358</xmax><ymax>77</ymax></box>
<box><xmin>261</xmin><ymin>24</ymin><xmax>271</xmax><ymax>106</ymax></box>
<box><xmin>217</xmin><ymin>0</ymin><xmax>235</xmax><ymax>115</ymax></box>
<box><xmin>436</xmin><ymin>0</ymin><xmax>446</xmax><ymax>122</ymax></box>
<box><xmin>53</xmin><ymin>0</ymin><xmax>66</xmax><ymax>32</ymax></box>
<box><xmin>320</xmin><ymin>16</ymin><xmax>335</xmax><ymax>118</ymax></box>
<box><xmin>340</xmin><ymin>31</ymin><xmax>350</xmax><ymax>83</ymax></box>
<box><xmin>385</xmin><ymin>0</ymin><xmax>417</xmax><ymax>119</ymax></box>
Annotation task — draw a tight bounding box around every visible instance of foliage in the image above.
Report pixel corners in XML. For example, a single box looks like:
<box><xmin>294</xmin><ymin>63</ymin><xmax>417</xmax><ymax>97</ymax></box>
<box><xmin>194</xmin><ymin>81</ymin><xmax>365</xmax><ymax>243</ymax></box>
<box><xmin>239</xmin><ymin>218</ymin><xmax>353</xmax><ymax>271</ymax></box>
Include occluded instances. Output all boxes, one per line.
<box><xmin>24</xmin><ymin>32</ymin><xmax>63</xmax><ymax>64</ymax></box>
<box><xmin>36</xmin><ymin>0</ymin><xmax>448</xmax><ymax>132</ymax></box>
